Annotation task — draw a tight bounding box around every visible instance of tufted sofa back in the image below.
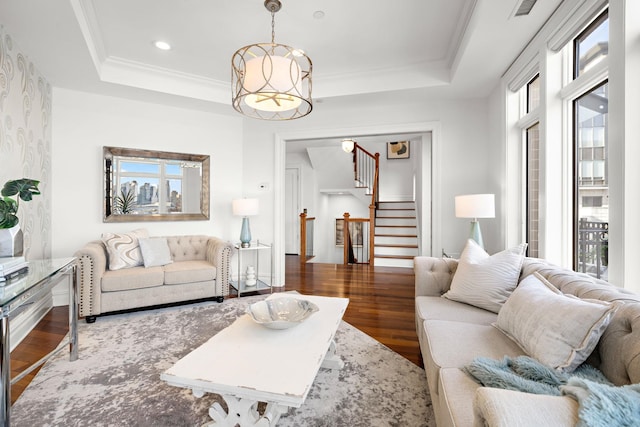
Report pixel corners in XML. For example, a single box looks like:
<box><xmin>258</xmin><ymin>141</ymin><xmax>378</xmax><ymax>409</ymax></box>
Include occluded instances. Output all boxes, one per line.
<box><xmin>521</xmin><ymin>258</ymin><xmax>640</xmax><ymax>386</ymax></box>
<box><xmin>165</xmin><ymin>235</ymin><xmax>210</xmax><ymax>262</ymax></box>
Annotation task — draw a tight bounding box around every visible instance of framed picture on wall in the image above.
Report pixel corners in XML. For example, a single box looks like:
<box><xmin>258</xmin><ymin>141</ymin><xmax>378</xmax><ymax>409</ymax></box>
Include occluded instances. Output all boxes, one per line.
<box><xmin>387</xmin><ymin>141</ymin><xmax>410</xmax><ymax>159</ymax></box>
<box><xmin>335</xmin><ymin>219</ymin><xmax>364</xmax><ymax>247</ymax></box>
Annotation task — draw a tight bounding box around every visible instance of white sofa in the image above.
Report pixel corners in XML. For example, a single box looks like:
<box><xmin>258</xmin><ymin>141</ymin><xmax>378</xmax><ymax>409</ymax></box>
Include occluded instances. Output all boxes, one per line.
<box><xmin>414</xmin><ymin>254</ymin><xmax>640</xmax><ymax>426</ymax></box>
<box><xmin>75</xmin><ymin>235</ymin><xmax>233</xmax><ymax>323</ymax></box>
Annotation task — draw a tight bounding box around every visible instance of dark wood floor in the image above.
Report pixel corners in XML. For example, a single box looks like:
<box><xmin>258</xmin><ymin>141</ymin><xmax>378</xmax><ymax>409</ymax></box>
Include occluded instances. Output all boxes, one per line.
<box><xmin>10</xmin><ymin>255</ymin><xmax>421</xmax><ymax>404</ymax></box>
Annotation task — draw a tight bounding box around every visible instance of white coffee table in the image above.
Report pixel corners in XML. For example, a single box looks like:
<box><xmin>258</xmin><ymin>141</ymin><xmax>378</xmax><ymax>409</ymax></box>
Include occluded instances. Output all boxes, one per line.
<box><xmin>161</xmin><ymin>294</ymin><xmax>349</xmax><ymax>426</ymax></box>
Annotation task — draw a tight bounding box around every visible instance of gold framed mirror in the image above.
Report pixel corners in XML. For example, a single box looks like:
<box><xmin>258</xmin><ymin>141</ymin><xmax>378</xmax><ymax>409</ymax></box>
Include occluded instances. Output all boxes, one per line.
<box><xmin>103</xmin><ymin>146</ymin><xmax>210</xmax><ymax>222</ymax></box>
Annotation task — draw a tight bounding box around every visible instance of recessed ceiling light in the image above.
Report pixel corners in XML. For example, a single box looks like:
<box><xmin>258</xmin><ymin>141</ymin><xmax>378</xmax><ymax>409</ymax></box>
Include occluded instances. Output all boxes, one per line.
<box><xmin>154</xmin><ymin>41</ymin><xmax>171</xmax><ymax>51</ymax></box>
<box><xmin>313</xmin><ymin>10</ymin><xmax>325</xmax><ymax>19</ymax></box>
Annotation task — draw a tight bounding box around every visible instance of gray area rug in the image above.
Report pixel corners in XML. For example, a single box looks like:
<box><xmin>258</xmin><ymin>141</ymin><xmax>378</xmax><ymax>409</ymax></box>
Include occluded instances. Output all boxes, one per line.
<box><xmin>13</xmin><ymin>294</ymin><xmax>434</xmax><ymax>426</ymax></box>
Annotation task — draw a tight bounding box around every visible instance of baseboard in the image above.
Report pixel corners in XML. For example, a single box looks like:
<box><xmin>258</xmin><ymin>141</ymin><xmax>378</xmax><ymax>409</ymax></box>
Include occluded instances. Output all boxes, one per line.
<box><xmin>11</xmin><ymin>294</ymin><xmax>54</xmax><ymax>352</ymax></box>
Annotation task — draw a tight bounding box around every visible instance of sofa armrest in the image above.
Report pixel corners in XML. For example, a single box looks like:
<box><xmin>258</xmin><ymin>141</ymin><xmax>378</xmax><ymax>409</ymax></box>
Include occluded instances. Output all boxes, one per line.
<box><xmin>414</xmin><ymin>256</ymin><xmax>458</xmax><ymax>297</ymax></box>
<box><xmin>74</xmin><ymin>240</ymin><xmax>107</xmax><ymax>318</ymax></box>
<box><xmin>206</xmin><ymin>237</ymin><xmax>234</xmax><ymax>297</ymax></box>
<box><xmin>473</xmin><ymin>387</ymin><xmax>579</xmax><ymax>427</ymax></box>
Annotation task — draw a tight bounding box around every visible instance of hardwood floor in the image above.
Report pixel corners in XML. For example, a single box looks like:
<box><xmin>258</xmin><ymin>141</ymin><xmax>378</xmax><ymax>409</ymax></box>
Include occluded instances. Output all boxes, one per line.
<box><xmin>10</xmin><ymin>256</ymin><xmax>422</xmax><ymax>404</ymax></box>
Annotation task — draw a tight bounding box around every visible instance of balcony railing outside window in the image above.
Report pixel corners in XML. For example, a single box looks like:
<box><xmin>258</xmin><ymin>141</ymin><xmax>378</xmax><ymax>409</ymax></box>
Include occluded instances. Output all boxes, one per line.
<box><xmin>577</xmin><ymin>218</ymin><xmax>608</xmax><ymax>280</ymax></box>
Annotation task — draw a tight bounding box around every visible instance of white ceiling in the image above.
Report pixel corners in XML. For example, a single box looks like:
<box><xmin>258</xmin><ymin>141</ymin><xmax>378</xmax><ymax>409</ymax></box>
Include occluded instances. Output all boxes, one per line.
<box><xmin>0</xmin><ymin>0</ymin><xmax>562</xmax><ymax>114</ymax></box>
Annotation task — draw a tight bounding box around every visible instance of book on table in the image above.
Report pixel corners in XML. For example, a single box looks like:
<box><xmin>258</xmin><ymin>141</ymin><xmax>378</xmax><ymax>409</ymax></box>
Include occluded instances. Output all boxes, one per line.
<box><xmin>0</xmin><ymin>257</ymin><xmax>29</xmax><ymax>282</ymax></box>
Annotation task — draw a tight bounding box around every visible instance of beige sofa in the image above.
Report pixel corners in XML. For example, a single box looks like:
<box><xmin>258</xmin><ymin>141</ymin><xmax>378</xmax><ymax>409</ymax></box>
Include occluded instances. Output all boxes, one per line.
<box><xmin>75</xmin><ymin>235</ymin><xmax>233</xmax><ymax>323</ymax></box>
<box><xmin>414</xmin><ymin>255</ymin><xmax>640</xmax><ymax>426</ymax></box>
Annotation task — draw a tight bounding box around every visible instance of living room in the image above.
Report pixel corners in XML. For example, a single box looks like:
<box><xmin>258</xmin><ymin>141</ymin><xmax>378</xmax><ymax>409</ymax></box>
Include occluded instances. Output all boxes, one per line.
<box><xmin>1</xmin><ymin>0</ymin><xmax>640</xmax><ymax>425</ymax></box>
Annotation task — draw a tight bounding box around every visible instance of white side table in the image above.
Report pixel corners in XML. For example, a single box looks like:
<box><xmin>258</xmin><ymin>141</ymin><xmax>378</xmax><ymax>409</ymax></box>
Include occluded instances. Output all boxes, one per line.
<box><xmin>230</xmin><ymin>241</ymin><xmax>272</xmax><ymax>296</ymax></box>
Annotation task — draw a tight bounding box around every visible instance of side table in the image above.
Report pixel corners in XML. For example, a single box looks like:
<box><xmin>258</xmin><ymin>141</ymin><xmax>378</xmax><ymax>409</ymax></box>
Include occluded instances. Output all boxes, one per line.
<box><xmin>230</xmin><ymin>241</ymin><xmax>272</xmax><ymax>296</ymax></box>
<box><xmin>0</xmin><ymin>257</ymin><xmax>78</xmax><ymax>426</ymax></box>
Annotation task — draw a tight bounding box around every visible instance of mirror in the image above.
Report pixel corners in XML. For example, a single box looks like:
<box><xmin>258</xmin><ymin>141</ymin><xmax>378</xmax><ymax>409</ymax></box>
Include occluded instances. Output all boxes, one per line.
<box><xmin>104</xmin><ymin>146</ymin><xmax>210</xmax><ymax>222</ymax></box>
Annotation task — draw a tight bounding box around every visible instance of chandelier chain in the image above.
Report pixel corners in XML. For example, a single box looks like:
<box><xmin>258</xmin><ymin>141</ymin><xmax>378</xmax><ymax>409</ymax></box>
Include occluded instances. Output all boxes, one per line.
<box><xmin>271</xmin><ymin>9</ymin><xmax>276</xmax><ymax>44</ymax></box>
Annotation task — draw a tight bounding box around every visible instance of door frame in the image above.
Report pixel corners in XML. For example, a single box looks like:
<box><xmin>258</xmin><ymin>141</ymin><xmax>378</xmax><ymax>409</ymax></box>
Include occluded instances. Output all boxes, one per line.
<box><xmin>284</xmin><ymin>166</ymin><xmax>302</xmax><ymax>254</ymax></box>
<box><xmin>272</xmin><ymin>122</ymin><xmax>442</xmax><ymax>286</ymax></box>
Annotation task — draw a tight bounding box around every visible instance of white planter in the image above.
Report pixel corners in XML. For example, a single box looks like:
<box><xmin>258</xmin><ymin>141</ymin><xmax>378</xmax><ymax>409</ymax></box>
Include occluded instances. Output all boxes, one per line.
<box><xmin>0</xmin><ymin>224</ymin><xmax>24</xmax><ymax>257</ymax></box>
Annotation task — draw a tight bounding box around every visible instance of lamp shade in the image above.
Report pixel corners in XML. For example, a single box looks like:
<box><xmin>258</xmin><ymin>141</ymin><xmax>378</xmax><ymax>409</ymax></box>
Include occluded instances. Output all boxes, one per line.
<box><xmin>455</xmin><ymin>194</ymin><xmax>495</xmax><ymax>219</ymax></box>
<box><xmin>341</xmin><ymin>139</ymin><xmax>355</xmax><ymax>153</ymax></box>
<box><xmin>232</xmin><ymin>198</ymin><xmax>259</xmax><ymax>216</ymax></box>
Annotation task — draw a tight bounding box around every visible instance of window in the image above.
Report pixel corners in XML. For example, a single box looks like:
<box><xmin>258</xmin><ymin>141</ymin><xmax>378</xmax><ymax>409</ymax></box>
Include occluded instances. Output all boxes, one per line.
<box><xmin>574</xmin><ymin>10</ymin><xmax>609</xmax><ymax>78</ymax></box>
<box><xmin>526</xmin><ymin>122</ymin><xmax>540</xmax><ymax>257</ymax></box>
<box><xmin>115</xmin><ymin>159</ymin><xmax>185</xmax><ymax>214</ymax></box>
<box><xmin>527</xmin><ymin>75</ymin><xmax>540</xmax><ymax>113</ymax></box>
<box><xmin>574</xmin><ymin>82</ymin><xmax>608</xmax><ymax>279</ymax></box>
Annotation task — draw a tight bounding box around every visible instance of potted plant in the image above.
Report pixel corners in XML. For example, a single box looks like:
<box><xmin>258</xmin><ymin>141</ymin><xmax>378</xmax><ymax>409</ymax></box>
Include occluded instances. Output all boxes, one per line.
<box><xmin>0</xmin><ymin>178</ymin><xmax>41</xmax><ymax>257</ymax></box>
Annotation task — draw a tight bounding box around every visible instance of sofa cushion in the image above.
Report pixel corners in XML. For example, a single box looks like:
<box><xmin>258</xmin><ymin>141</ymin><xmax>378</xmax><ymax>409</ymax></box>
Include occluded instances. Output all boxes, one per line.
<box><xmin>416</xmin><ymin>296</ymin><xmax>497</xmax><ymax>326</ymax></box>
<box><xmin>474</xmin><ymin>387</ymin><xmax>579</xmax><ymax>427</ymax></box>
<box><xmin>101</xmin><ymin>266</ymin><xmax>164</xmax><ymax>292</ymax></box>
<box><xmin>139</xmin><ymin>237</ymin><xmax>173</xmax><ymax>268</ymax></box>
<box><xmin>164</xmin><ymin>260</ymin><xmax>216</xmax><ymax>285</ymax></box>
<box><xmin>443</xmin><ymin>239</ymin><xmax>526</xmax><ymax>313</ymax></box>
<box><xmin>422</xmin><ymin>320</ymin><xmax>525</xmax><ymax>398</ymax></box>
<box><xmin>438</xmin><ymin>368</ymin><xmax>483</xmax><ymax>427</ymax></box>
<box><xmin>101</xmin><ymin>228</ymin><xmax>149</xmax><ymax>270</ymax></box>
<box><xmin>496</xmin><ymin>272</ymin><xmax>618</xmax><ymax>373</ymax></box>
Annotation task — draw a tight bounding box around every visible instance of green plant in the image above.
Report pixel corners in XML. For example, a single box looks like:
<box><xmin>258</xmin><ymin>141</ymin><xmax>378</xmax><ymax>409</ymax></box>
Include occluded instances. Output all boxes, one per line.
<box><xmin>0</xmin><ymin>178</ymin><xmax>41</xmax><ymax>229</ymax></box>
<box><xmin>113</xmin><ymin>188</ymin><xmax>136</xmax><ymax>214</ymax></box>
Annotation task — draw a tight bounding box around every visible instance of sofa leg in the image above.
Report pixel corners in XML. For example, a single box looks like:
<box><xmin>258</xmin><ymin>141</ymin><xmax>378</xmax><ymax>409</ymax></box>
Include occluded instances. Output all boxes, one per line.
<box><xmin>86</xmin><ymin>316</ymin><xmax>97</xmax><ymax>324</ymax></box>
<box><xmin>215</xmin><ymin>296</ymin><xmax>224</xmax><ymax>303</ymax></box>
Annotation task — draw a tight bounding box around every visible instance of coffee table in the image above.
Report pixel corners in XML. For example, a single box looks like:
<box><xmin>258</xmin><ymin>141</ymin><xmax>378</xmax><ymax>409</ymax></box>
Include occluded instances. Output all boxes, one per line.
<box><xmin>161</xmin><ymin>294</ymin><xmax>349</xmax><ymax>426</ymax></box>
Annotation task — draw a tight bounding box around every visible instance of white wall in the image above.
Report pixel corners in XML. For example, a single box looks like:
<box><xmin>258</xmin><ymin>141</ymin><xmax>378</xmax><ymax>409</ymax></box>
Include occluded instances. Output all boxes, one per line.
<box><xmin>51</xmin><ymin>88</ymin><xmax>244</xmax><ymax>261</ymax></box>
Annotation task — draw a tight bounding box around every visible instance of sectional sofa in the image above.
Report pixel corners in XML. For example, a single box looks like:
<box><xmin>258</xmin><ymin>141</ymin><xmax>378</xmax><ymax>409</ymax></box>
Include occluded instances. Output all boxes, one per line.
<box><xmin>75</xmin><ymin>232</ymin><xmax>233</xmax><ymax>322</ymax></box>
<box><xmin>414</xmin><ymin>240</ymin><xmax>640</xmax><ymax>426</ymax></box>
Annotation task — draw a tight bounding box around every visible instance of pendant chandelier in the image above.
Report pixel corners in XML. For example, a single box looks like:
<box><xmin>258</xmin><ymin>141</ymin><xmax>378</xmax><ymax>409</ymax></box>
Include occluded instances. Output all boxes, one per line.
<box><xmin>231</xmin><ymin>0</ymin><xmax>313</xmax><ymax>120</ymax></box>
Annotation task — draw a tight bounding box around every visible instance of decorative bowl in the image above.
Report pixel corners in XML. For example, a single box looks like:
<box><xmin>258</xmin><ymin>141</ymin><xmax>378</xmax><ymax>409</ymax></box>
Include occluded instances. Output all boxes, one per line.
<box><xmin>246</xmin><ymin>297</ymin><xmax>319</xmax><ymax>329</ymax></box>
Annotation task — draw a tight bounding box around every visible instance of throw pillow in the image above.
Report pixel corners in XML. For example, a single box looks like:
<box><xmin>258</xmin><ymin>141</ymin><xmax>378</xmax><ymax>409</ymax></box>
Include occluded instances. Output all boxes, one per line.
<box><xmin>139</xmin><ymin>237</ymin><xmax>173</xmax><ymax>268</ymax></box>
<box><xmin>442</xmin><ymin>239</ymin><xmax>527</xmax><ymax>313</ymax></box>
<box><xmin>496</xmin><ymin>272</ymin><xmax>618</xmax><ymax>373</ymax></box>
<box><xmin>101</xmin><ymin>228</ymin><xmax>149</xmax><ymax>270</ymax></box>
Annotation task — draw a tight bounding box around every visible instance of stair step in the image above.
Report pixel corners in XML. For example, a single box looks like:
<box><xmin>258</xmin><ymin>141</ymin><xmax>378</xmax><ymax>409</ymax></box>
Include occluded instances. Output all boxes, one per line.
<box><xmin>375</xmin><ymin>236</ymin><xmax>417</xmax><ymax>245</ymax></box>
<box><xmin>375</xmin><ymin>243</ymin><xmax>419</xmax><ymax>248</ymax></box>
<box><xmin>376</xmin><ymin>210</ymin><xmax>416</xmax><ymax>218</ymax></box>
<box><xmin>374</xmin><ymin>254</ymin><xmax>416</xmax><ymax>260</ymax></box>
<box><xmin>375</xmin><ymin>233</ymin><xmax>417</xmax><ymax>238</ymax></box>
<box><xmin>375</xmin><ymin>217</ymin><xmax>416</xmax><ymax>226</ymax></box>
<box><xmin>374</xmin><ymin>246</ymin><xmax>419</xmax><ymax>256</ymax></box>
<box><xmin>374</xmin><ymin>257</ymin><xmax>414</xmax><ymax>268</ymax></box>
<box><xmin>377</xmin><ymin>201</ymin><xmax>415</xmax><ymax>210</ymax></box>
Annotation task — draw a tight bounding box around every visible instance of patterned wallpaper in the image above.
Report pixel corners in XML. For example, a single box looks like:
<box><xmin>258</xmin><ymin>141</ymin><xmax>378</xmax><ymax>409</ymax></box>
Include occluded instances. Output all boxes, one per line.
<box><xmin>0</xmin><ymin>25</ymin><xmax>52</xmax><ymax>260</ymax></box>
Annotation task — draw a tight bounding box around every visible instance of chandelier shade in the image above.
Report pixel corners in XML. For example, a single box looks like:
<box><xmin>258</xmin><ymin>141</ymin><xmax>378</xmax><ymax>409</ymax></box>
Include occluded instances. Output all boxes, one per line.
<box><xmin>231</xmin><ymin>0</ymin><xmax>312</xmax><ymax>120</ymax></box>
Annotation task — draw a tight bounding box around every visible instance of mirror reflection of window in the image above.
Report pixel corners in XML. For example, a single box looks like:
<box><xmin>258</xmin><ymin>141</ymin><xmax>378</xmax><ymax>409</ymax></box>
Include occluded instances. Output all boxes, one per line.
<box><xmin>103</xmin><ymin>147</ymin><xmax>209</xmax><ymax>222</ymax></box>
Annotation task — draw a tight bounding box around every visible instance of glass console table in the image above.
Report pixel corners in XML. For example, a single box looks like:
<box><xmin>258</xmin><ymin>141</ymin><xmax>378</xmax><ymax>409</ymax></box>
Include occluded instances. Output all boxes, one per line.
<box><xmin>230</xmin><ymin>241</ymin><xmax>273</xmax><ymax>297</ymax></box>
<box><xmin>0</xmin><ymin>257</ymin><xmax>78</xmax><ymax>427</ymax></box>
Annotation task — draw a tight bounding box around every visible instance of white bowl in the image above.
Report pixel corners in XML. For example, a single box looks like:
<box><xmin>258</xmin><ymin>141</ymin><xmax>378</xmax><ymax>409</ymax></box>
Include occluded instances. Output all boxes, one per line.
<box><xmin>246</xmin><ymin>297</ymin><xmax>319</xmax><ymax>329</ymax></box>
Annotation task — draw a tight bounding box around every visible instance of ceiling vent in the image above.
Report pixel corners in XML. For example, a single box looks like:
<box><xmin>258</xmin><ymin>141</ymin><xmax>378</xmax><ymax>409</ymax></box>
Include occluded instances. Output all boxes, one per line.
<box><xmin>514</xmin><ymin>0</ymin><xmax>538</xmax><ymax>16</ymax></box>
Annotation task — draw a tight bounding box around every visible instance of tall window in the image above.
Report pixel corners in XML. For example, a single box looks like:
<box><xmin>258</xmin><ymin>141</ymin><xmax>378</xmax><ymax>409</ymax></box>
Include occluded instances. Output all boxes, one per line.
<box><xmin>526</xmin><ymin>75</ymin><xmax>540</xmax><ymax>257</ymax></box>
<box><xmin>572</xmin><ymin>10</ymin><xmax>609</xmax><ymax>280</ymax></box>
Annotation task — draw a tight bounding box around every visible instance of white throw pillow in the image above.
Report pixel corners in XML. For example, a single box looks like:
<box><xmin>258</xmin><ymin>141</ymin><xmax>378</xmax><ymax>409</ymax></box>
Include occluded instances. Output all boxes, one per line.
<box><xmin>496</xmin><ymin>272</ymin><xmax>618</xmax><ymax>373</ymax></box>
<box><xmin>443</xmin><ymin>239</ymin><xmax>527</xmax><ymax>313</ymax></box>
<box><xmin>139</xmin><ymin>237</ymin><xmax>173</xmax><ymax>268</ymax></box>
<box><xmin>101</xmin><ymin>228</ymin><xmax>149</xmax><ymax>270</ymax></box>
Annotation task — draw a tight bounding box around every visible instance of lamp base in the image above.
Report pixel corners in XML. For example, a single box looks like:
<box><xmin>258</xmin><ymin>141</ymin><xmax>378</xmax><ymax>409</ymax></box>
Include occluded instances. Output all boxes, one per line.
<box><xmin>469</xmin><ymin>220</ymin><xmax>484</xmax><ymax>249</ymax></box>
<box><xmin>240</xmin><ymin>217</ymin><xmax>252</xmax><ymax>248</ymax></box>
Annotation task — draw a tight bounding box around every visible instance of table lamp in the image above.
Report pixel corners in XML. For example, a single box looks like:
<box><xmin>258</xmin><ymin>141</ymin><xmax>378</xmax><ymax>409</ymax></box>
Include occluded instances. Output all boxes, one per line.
<box><xmin>232</xmin><ymin>198</ymin><xmax>259</xmax><ymax>248</ymax></box>
<box><xmin>455</xmin><ymin>194</ymin><xmax>495</xmax><ymax>249</ymax></box>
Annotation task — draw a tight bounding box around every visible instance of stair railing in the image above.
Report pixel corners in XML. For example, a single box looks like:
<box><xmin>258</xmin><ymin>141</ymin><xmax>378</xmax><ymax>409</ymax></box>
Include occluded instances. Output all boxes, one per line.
<box><xmin>342</xmin><ymin>212</ymin><xmax>371</xmax><ymax>265</ymax></box>
<box><xmin>349</xmin><ymin>142</ymin><xmax>379</xmax><ymax>266</ymax></box>
<box><xmin>299</xmin><ymin>209</ymin><xmax>315</xmax><ymax>263</ymax></box>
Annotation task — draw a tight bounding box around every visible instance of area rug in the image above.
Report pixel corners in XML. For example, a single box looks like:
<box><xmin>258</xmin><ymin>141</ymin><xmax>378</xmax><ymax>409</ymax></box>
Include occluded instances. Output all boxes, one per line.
<box><xmin>12</xmin><ymin>294</ymin><xmax>434</xmax><ymax>426</ymax></box>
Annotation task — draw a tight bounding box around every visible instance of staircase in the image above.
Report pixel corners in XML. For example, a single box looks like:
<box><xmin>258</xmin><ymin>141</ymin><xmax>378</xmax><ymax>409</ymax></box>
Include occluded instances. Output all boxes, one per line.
<box><xmin>374</xmin><ymin>201</ymin><xmax>419</xmax><ymax>268</ymax></box>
